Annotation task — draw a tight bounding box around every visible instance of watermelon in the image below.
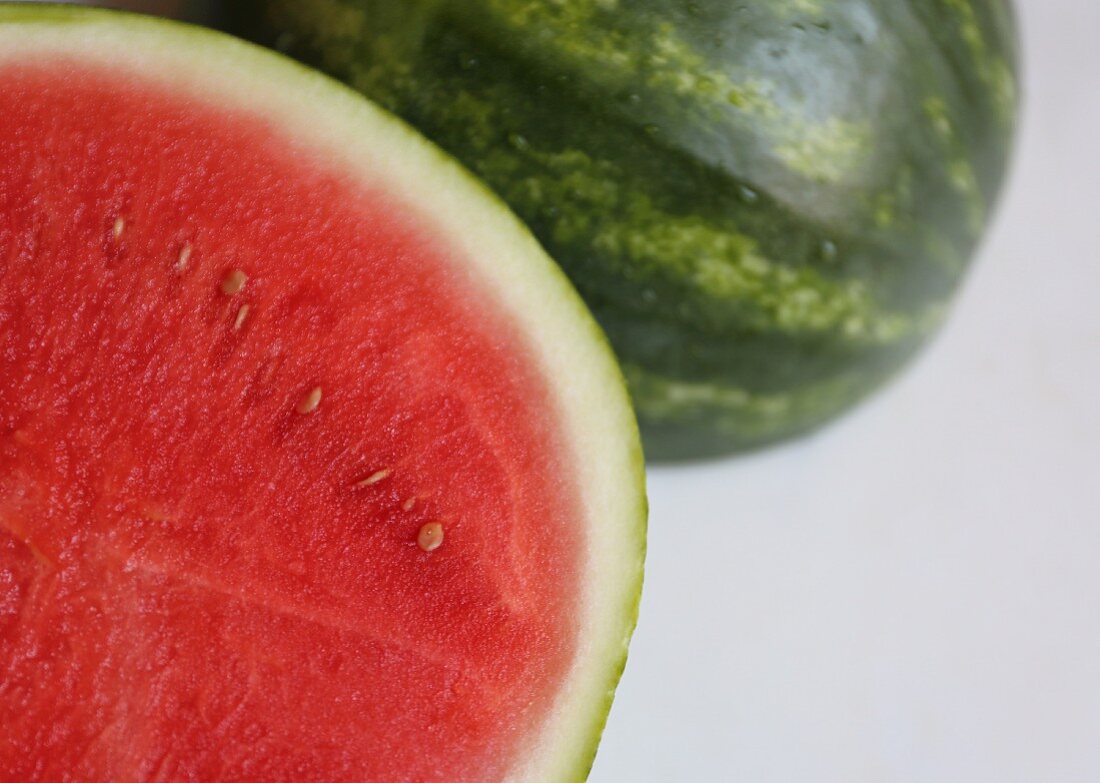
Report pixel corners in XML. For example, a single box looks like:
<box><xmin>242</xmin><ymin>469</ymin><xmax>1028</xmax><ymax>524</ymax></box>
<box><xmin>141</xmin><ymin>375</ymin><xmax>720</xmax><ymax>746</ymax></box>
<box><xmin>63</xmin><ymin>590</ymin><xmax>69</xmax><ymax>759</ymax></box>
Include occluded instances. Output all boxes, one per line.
<box><xmin>232</xmin><ymin>0</ymin><xmax>1020</xmax><ymax>459</ymax></box>
<box><xmin>0</xmin><ymin>7</ymin><xmax>645</xmax><ymax>782</ymax></box>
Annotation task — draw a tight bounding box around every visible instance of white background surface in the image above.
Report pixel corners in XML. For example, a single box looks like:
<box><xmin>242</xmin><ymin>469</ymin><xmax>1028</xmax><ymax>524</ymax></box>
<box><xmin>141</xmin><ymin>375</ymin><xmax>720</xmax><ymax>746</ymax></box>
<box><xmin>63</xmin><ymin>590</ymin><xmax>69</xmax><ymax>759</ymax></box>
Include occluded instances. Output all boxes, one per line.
<box><xmin>594</xmin><ymin>2</ymin><xmax>1100</xmax><ymax>781</ymax></box>
<box><xmin>16</xmin><ymin>0</ymin><xmax>1099</xmax><ymax>780</ymax></box>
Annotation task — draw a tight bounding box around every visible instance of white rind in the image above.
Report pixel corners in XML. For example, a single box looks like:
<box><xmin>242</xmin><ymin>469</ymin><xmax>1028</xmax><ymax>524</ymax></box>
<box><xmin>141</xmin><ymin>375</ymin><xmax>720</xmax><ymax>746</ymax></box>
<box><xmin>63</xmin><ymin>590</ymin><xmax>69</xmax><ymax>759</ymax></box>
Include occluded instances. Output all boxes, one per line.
<box><xmin>0</xmin><ymin>6</ymin><xmax>646</xmax><ymax>782</ymax></box>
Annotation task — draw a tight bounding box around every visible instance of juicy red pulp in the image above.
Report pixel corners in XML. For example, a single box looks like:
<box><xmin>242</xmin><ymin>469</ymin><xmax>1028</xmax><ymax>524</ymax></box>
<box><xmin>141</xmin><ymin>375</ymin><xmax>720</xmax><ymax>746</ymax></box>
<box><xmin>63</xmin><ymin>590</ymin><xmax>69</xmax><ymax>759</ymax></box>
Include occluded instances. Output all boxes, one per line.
<box><xmin>0</xmin><ymin>61</ymin><xmax>581</xmax><ymax>782</ymax></box>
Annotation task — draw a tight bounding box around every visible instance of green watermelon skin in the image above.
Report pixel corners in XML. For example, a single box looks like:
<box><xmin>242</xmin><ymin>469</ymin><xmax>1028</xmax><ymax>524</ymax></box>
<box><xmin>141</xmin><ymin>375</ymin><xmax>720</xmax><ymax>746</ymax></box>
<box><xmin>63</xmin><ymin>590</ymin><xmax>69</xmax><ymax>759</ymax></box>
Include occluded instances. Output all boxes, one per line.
<box><xmin>233</xmin><ymin>0</ymin><xmax>1018</xmax><ymax>459</ymax></box>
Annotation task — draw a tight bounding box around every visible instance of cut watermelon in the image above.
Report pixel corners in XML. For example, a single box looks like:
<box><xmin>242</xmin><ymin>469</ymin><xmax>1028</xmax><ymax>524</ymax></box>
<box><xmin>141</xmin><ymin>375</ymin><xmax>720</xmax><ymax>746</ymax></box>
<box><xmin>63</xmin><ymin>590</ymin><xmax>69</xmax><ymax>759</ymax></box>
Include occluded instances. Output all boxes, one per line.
<box><xmin>0</xmin><ymin>7</ymin><xmax>645</xmax><ymax>782</ymax></box>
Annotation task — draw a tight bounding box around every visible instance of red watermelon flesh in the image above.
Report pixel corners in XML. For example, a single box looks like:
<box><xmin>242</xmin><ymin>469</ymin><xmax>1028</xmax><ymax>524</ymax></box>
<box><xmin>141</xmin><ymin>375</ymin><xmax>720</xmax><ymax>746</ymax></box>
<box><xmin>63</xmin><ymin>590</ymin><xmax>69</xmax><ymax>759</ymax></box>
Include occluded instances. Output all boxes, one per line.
<box><xmin>0</xmin><ymin>60</ymin><xmax>586</xmax><ymax>781</ymax></box>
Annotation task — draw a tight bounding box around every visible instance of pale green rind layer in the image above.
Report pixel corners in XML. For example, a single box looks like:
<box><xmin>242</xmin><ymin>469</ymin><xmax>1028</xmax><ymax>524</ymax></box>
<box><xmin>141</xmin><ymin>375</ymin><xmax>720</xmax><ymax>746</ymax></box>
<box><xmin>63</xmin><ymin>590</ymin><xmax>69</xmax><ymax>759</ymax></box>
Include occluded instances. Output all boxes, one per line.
<box><xmin>0</xmin><ymin>6</ymin><xmax>646</xmax><ymax>782</ymax></box>
<box><xmin>233</xmin><ymin>0</ymin><xmax>1019</xmax><ymax>459</ymax></box>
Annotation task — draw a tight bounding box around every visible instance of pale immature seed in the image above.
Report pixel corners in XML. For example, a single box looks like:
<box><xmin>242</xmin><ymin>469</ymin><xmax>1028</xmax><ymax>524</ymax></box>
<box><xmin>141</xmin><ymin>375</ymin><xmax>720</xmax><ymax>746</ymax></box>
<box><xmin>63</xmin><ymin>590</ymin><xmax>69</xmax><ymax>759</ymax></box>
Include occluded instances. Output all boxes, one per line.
<box><xmin>176</xmin><ymin>243</ymin><xmax>192</xmax><ymax>273</ymax></box>
<box><xmin>233</xmin><ymin>304</ymin><xmax>250</xmax><ymax>332</ymax></box>
<box><xmin>296</xmin><ymin>386</ymin><xmax>322</xmax><ymax>415</ymax></box>
<box><xmin>221</xmin><ymin>269</ymin><xmax>247</xmax><ymax>295</ymax></box>
<box><xmin>356</xmin><ymin>469</ymin><xmax>391</xmax><ymax>487</ymax></box>
<box><xmin>112</xmin><ymin>217</ymin><xmax>126</xmax><ymax>240</ymax></box>
<box><xmin>417</xmin><ymin>522</ymin><xmax>444</xmax><ymax>552</ymax></box>
<box><xmin>260</xmin><ymin>352</ymin><xmax>282</xmax><ymax>385</ymax></box>
<box><xmin>402</xmin><ymin>498</ymin><xmax>416</xmax><ymax>512</ymax></box>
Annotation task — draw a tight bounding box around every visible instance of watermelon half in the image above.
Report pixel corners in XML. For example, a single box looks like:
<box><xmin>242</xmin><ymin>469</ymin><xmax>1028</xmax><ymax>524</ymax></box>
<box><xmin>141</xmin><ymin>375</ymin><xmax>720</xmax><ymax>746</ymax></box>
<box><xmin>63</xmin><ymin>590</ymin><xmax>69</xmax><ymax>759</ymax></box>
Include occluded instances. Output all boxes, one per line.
<box><xmin>0</xmin><ymin>7</ymin><xmax>645</xmax><ymax>782</ymax></box>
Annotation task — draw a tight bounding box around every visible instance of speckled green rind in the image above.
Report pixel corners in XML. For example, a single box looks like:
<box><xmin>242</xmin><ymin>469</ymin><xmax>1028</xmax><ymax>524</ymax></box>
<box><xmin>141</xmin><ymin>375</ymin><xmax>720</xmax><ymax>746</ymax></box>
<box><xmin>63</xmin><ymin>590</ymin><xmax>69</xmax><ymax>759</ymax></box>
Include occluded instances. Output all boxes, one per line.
<box><xmin>231</xmin><ymin>0</ymin><xmax>1019</xmax><ymax>460</ymax></box>
<box><xmin>0</xmin><ymin>5</ymin><xmax>646</xmax><ymax>781</ymax></box>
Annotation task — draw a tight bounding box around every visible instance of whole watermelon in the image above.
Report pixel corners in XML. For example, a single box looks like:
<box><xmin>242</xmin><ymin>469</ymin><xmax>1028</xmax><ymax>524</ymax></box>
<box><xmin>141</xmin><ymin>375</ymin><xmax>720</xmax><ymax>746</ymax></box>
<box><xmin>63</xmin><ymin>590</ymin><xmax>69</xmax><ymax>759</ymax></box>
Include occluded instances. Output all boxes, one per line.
<box><xmin>233</xmin><ymin>0</ymin><xmax>1019</xmax><ymax>460</ymax></box>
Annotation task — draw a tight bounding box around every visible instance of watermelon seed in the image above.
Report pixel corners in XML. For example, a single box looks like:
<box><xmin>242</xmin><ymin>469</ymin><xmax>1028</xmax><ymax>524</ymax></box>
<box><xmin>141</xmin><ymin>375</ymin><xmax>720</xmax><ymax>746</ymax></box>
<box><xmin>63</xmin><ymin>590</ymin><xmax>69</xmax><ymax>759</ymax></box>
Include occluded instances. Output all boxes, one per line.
<box><xmin>417</xmin><ymin>522</ymin><xmax>444</xmax><ymax>552</ymax></box>
<box><xmin>176</xmin><ymin>243</ymin><xmax>193</xmax><ymax>273</ymax></box>
<box><xmin>259</xmin><ymin>349</ymin><xmax>284</xmax><ymax>385</ymax></box>
<box><xmin>402</xmin><ymin>497</ymin><xmax>416</xmax><ymax>512</ymax></box>
<box><xmin>221</xmin><ymin>269</ymin><xmax>248</xmax><ymax>295</ymax></box>
<box><xmin>296</xmin><ymin>386</ymin><xmax>323</xmax><ymax>415</ymax></box>
<box><xmin>112</xmin><ymin>216</ymin><xmax>125</xmax><ymax>240</ymax></box>
<box><xmin>233</xmin><ymin>304</ymin><xmax>250</xmax><ymax>332</ymax></box>
<box><xmin>356</xmin><ymin>469</ymin><xmax>391</xmax><ymax>487</ymax></box>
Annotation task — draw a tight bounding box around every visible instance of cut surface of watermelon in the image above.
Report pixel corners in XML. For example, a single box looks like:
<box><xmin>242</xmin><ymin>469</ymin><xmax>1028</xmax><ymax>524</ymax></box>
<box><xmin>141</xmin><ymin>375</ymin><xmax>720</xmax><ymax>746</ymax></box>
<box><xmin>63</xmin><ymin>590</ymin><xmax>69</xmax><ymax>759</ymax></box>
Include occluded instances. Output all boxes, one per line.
<box><xmin>0</xmin><ymin>7</ymin><xmax>645</xmax><ymax>782</ymax></box>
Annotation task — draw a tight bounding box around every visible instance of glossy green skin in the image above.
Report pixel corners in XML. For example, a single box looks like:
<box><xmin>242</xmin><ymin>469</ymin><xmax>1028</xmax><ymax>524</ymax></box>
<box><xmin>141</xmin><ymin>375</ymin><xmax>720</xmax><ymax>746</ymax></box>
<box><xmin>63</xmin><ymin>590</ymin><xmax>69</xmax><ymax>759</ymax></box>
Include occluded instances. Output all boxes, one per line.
<box><xmin>233</xmin><ymin>0</ymin><xmax>1018</xmax><ymax>460</ymax></box>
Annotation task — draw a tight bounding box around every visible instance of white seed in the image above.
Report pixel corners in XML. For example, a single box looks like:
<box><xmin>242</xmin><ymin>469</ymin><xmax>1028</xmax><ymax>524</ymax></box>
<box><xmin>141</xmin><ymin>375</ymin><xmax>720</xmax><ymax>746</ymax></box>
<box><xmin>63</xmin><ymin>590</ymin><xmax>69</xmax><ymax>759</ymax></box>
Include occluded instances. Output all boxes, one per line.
<box><xmin>417</xmin><ymin>521</ymin><xmax>444</xmax><ymax>552</ymax></box>
<box><xmin>176</xmin><ymin>243</ymin><xmax>193</xmax><ymax>273</ymax></box>
<box><xmin>296</xmin><ymin>386</ymin><xmax>322</xmax><ymax>415</ymax></box>
<box><xmin>221</xmin><ymin>269</ymin><xmax>247</xmax><ymax>295</ymax></box>
<box><xmin>402</xmin><ymin>497</ymin><xmax>416</xmax><ymax>512</ymax></box>
<box><xmin>356</xmin><ymin>469</ymin><xmax>391</xmax><ymax>487</ymax></box>
<box><xmin>112</xmin><ymin>216</ymin><xmax>125</xmax><ymax>240</ymax></box>
<box><xmin>233</xmin><ymin>304</ymin><xmax>250</xmax><ymax>332</ymax></box>
<box><xmin>260</xmin><ymin>352</ymin><xmax>282</xmax><ymax>385</ymax></box>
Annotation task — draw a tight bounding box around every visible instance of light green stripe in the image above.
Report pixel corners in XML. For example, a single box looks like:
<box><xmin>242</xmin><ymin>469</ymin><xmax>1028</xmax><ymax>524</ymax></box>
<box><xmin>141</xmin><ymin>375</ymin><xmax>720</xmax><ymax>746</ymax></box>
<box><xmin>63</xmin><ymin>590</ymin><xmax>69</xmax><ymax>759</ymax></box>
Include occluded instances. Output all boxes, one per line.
<box><xmin>941</xmin><ymin>0</ymin><xmax>1017</xmax><ymax>126</ymax></box>
<box><xmin>923</xmin><ymin>95</ymin><xmax>986</xmax><ymax>233</ymax></box>
<box><xmin>476</xmin><ymin>1</ymin><xmax>872</xmax><ymax>186</ymax></box>
<box><xmin>624</xmin><ymin>361</ymin><xmax>884</xmax><ymax>433</ymax></box>
<box><xmin>486</xmin><ymin>141</ymin><xmax>932</xmax><ymax>342</ymax></box>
